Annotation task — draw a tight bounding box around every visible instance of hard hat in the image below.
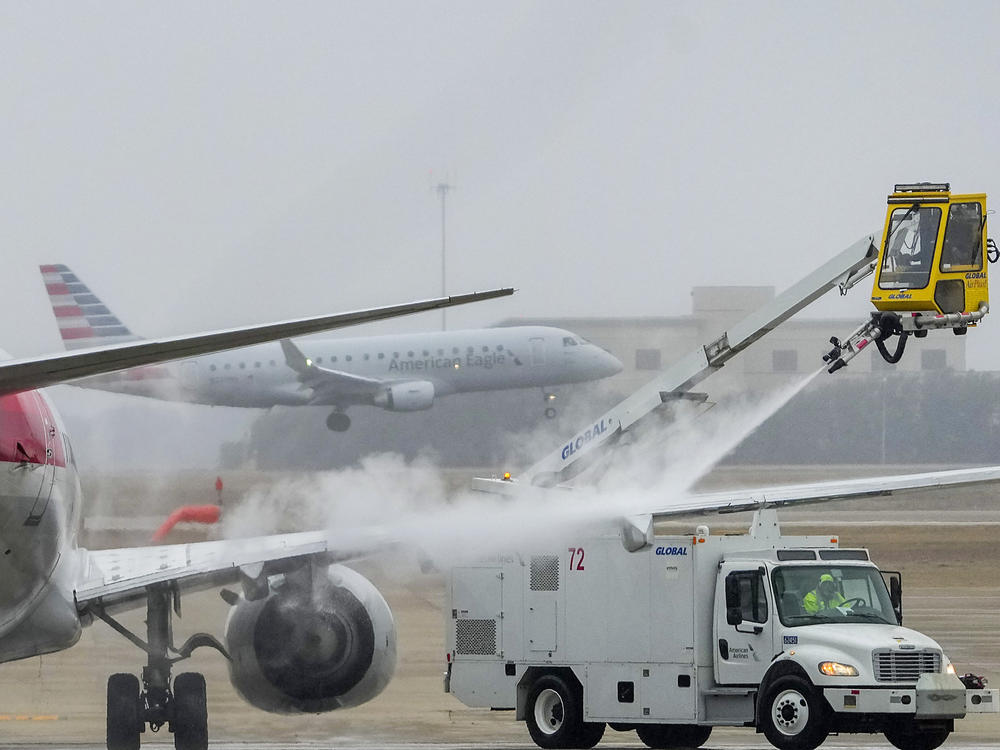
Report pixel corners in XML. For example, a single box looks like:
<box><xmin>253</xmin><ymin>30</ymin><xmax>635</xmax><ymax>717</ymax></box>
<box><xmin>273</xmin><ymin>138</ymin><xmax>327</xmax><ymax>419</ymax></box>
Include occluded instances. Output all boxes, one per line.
<box><xmin>820</xmin><ymin>574</ymin><xmax>835</xmax><ymax>583</ymax></box>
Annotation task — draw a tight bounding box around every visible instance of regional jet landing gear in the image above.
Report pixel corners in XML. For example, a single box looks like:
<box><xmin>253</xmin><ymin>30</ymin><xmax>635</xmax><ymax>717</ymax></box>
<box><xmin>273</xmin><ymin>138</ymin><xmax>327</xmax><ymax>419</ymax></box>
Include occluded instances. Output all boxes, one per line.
<box><xmin>326</xmin><ymin>409</ymin><xmax>351</xmax><ymax>431</ymax></box>
<box><xmin>89</xmin><ymin>583</ymin><xmax>228</xmax><ymax>750</ymax></box>
<box><xmin>543</xmin><ymin>390</ymin><xmax>557</xmax><ymax>419</ymax></box>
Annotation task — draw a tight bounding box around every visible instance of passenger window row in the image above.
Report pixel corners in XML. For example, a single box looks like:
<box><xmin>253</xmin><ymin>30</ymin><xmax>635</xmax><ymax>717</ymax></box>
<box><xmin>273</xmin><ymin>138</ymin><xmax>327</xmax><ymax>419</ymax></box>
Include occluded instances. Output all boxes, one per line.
<box><xmin>206</xmin><ymin>344</ymin><xmax>506</xmax><ymax>372</ymax></box>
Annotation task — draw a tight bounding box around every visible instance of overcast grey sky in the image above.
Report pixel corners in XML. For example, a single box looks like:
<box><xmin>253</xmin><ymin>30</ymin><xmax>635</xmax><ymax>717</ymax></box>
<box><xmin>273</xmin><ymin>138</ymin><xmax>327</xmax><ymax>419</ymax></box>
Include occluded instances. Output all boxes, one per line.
<box><xmin>3</xmin><ymin>1</ymin><xmax>999</xmax><ymax>369</ymax></box>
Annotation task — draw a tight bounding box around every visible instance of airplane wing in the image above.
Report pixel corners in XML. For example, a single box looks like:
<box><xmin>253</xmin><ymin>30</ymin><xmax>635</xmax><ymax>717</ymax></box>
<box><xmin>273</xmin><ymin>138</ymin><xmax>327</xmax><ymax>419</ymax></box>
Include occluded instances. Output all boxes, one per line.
<box><xmin>0</xmin><ymin>287</ymin><xmax>513</xmax><ymax>397</ymax></box>
<box><xmin>645</xmin><ymin>464</ymin><xmax>1000</xmax><ymax>520</ymax></box>
<box><xmin>279</xmin><ymin>338</ymin><xmax>385</xmax><ymax>398</ymax></box>
<box><xmin>75</xmin><ymin>527</ymin><xmax>392</xmax><ymax>614</ymax></box>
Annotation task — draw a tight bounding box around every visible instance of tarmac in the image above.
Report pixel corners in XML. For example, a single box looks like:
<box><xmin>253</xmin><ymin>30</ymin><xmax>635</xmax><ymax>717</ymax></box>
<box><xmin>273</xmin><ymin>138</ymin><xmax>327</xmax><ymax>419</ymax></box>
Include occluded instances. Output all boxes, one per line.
<box><xmin>1</xmin><ymin>466</ymin><xmax>998</xmax><ymax>749</ymax></box>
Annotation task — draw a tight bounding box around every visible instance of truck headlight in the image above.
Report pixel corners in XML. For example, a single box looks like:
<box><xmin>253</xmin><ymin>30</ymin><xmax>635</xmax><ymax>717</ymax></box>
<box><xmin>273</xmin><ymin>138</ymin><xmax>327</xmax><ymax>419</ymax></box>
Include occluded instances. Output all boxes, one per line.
<box><xmin>946</xmin><ymin>663</ymin><xmax>957</xmax><ymax>675</ymax></box>
<box><xmin>819</xmin><ymin>661</ymin><xmax>859</xmax><ymax>677</ymax></box>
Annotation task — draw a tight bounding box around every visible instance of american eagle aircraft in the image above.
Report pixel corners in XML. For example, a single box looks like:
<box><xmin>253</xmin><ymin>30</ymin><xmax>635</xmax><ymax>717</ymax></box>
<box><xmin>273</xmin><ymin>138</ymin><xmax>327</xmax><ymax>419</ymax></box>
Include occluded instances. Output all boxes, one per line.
<box><xmin>40</xmin><ymin>265</ymin><xmax>623</xmax><ymax>430</ymax></box>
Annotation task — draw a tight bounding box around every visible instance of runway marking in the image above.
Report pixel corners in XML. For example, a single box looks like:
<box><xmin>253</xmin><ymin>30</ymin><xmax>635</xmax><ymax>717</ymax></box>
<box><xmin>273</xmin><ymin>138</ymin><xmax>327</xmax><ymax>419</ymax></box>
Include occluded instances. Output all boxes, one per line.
<box><xmin>0</xmin><ymin>714</ymin><xmax>59</xmax><ymax>721</ymax></box>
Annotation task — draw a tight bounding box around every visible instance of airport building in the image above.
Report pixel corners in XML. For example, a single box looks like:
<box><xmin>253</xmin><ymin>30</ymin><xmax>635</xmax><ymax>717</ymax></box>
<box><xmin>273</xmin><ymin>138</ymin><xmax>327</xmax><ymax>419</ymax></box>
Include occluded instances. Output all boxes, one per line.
<box><xmin>499</xmin><ymin>285</ymin><xmax>968</xmax><ymax>396</ymax></box>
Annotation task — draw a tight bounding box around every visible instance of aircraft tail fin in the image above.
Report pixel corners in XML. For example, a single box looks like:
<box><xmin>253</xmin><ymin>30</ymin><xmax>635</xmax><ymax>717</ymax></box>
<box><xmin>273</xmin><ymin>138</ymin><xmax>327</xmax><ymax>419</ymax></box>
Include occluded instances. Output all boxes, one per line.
<box><xmin>39</xmin><ymin>264</ymin><xmax>143</xmax><ymax>350</ymax></box>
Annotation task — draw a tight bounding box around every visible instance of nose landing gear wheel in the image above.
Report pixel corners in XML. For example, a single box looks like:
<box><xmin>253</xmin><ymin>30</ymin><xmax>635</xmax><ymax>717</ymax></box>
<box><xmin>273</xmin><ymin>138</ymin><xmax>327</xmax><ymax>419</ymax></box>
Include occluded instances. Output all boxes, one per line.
<box><xmin>106</xmin><ymin>673</ymin><xmax>141</xmax><ymax>750</ymax></box>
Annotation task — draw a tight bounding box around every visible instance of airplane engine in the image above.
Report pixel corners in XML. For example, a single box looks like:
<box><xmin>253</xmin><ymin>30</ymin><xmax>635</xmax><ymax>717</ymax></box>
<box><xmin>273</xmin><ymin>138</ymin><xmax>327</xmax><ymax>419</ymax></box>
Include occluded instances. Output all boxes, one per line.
<box><xmin>224</xmin><ymin>564</ymin><xmax>396</xmax><ymax>714</ymax></box>
<box><xmin>372</xmin><ymin>380</ymin><xmax>435</xmax><ymax>411</ymax></box>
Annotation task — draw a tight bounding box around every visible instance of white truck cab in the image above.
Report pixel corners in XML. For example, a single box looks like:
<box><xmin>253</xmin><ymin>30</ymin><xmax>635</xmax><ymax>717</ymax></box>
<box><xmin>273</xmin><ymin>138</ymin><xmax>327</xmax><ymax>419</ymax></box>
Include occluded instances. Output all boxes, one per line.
<box><xmin>444</xmin><ymin>510</ymin><xmax>996</xmax><ymax>750</ymax></box>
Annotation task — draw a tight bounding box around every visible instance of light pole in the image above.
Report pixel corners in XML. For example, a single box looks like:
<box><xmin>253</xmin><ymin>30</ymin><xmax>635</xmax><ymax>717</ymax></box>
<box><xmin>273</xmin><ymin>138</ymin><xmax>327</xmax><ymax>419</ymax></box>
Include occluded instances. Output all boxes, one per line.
<box><xmin>434</xmin><ymin>182</ymin><xmax>455</xmax><ymax>330</ymax></box>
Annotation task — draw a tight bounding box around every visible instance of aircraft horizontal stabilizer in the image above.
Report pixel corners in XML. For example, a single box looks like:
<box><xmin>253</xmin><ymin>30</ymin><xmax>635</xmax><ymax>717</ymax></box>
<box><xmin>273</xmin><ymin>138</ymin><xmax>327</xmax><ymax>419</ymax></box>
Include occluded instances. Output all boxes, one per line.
<box><xmin>647</xmin><ymin>464</ymin><xmax>1000</xmax><ymax>520</ymax></box>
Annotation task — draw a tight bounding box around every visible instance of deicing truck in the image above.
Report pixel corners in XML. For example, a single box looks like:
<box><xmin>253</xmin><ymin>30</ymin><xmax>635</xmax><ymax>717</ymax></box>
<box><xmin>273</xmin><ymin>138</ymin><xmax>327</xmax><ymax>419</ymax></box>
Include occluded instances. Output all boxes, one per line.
<box><xmin>444</xmin><ymin>510</ymin><xmax>997</xmax><ymax>750</ymax></box>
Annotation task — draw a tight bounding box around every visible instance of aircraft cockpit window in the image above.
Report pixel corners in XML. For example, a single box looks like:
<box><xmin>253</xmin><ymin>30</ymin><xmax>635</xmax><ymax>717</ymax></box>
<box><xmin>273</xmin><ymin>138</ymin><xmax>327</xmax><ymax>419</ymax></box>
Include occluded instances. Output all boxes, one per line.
<box><xmin>563</xmin><ymin>337</ymin><xmax>578</xmax><ymax>346</ymax></box>
<box><xmin>940</xmin><ymin>202</ymin><xmax>984</xmax><ymax>271</ymax></box>
<box><xmin>879</xmin><ymin>205</ymin><xmax>941</xmax><ymax>290</ymax></box>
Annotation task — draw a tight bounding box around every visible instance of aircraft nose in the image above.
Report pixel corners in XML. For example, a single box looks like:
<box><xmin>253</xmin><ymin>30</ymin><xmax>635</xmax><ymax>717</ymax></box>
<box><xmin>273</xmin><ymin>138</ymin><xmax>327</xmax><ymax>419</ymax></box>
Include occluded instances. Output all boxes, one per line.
<box><xmin>599</xmin><ymin>349</ymin><xmax>624</xmax><ymax>377</ymax></box>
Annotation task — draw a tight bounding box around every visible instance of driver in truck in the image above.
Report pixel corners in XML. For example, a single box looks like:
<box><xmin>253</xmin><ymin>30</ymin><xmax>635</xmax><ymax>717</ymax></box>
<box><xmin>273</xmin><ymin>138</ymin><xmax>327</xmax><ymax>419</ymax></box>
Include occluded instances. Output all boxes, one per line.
<box><xmin>803</xmin><ymin>573</ymin><xmax>847</xmax><ymax>613</ymax></box>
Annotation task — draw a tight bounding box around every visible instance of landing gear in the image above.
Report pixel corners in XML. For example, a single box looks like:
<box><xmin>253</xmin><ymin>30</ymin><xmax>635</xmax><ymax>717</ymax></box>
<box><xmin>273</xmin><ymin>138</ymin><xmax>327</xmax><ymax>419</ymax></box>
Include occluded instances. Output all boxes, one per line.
<box><xmin>92</xmin><ymin>584</ymin><xmax>227</xmax><ymax>750</ymax></box>
<box><xmin>326</xmin><ymin>410</ymin><xmax>351</xmax><ymax>431</ymax></box>
<box><xmin>106</xmin><ymin>673</ymin><xmax>141</xmax><ymax>750</ymax></box>
<box><xmin>543</xmin><ymin>391</ymin><xmax>557</xmax><ymax>419</ymax></box>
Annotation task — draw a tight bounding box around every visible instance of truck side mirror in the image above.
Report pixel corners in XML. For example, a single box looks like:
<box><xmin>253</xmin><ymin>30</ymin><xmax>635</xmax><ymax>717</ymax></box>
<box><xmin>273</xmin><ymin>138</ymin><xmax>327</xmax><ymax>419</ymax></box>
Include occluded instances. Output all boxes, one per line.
<box><xmin>890</xmin><ymin>576</ymin><xmax>902</xmax><ymax>624</ymax></box>
<box><xmin>725</xmin><ymin>575</ymin><xmax>743</xmax><ymax>626</ymax></box>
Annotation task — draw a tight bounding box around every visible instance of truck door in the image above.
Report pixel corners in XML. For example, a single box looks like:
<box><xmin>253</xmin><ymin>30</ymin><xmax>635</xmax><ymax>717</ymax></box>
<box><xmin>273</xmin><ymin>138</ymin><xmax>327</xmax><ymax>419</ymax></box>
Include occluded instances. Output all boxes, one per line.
<box><xmin>714</xmin><ymin>563</ymin><xmax>774</xmax><ymax>685</ymax></box>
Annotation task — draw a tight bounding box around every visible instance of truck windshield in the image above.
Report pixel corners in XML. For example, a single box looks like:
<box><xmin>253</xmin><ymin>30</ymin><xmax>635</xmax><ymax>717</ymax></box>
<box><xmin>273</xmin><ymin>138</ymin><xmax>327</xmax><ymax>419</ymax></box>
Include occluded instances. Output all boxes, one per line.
<box><xmin>879</xmin><ymin>205</ymin><xmax>942</xmax><ymax>290</ymax></box>
<box><xmin>772</xmin><ymin>565</ymin><xmax>896</xmax><ymax>627</ymax></box>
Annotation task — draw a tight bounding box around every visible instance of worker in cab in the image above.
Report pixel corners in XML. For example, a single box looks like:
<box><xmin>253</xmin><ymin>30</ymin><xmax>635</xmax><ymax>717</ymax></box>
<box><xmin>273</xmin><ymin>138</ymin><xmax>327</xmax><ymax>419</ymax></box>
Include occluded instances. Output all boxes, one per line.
<box><xmin>803</xmin><ymin>573</ymin><xmax>847</xmax><ymax>613</ymax></box>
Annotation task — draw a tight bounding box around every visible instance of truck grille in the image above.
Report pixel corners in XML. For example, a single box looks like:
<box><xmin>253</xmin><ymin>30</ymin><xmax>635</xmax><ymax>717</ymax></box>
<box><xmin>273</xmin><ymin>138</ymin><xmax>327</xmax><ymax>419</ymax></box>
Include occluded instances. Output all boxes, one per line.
<box><xmin>872</xmin><ymin>649</ymin><xmax>942</xmax><ymax>682</ymax></box>
<box><xmin>456</xmin><ymin>619</ymin><xmax>497</xmax><ymax>655</ymax></box>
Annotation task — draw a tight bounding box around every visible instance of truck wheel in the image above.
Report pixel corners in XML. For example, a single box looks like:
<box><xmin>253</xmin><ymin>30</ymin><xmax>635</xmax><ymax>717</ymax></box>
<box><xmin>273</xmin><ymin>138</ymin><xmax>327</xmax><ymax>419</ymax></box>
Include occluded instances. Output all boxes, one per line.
<box><xmin>526</xmin><ymin>674</ymin><xmax>592</xmax><ymax>749</ymax></box>
<box><xmin>761</xmin><ymin>675</ymin><xmax>829</xmax><ymax>750</ymax></box>
<box><xmin>636</xmin><ymin>723</ymin><xmax>712</xmax><ymax>748</ymax></box>
<box><xmin>884</xmin><ymin>723</ymin><xmax>950</xmax><ymax>750</ymax></box>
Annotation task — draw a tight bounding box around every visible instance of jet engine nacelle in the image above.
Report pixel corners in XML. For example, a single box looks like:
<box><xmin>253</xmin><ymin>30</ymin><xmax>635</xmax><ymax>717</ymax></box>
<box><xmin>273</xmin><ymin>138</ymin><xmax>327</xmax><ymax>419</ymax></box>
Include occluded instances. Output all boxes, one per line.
<box><xmin>372</xmin><ymin>380</ymin><xmax>435</xmax><ymax>411</ymax></box>
<box><xmin>224</xmin><ymin>564</ymin><xmax>396</xmax><ymax>714</ymax></box>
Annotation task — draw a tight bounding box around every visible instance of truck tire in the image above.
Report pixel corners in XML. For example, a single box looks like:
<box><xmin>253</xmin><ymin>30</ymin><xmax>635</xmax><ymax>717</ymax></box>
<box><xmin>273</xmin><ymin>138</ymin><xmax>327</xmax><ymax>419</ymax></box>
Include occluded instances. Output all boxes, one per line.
<box><xmin>884</xmin><ymin>723</ymin><xmax>950</xmax><ymax>750</ymax></box>
<box><xmin>760</xmin><ymin>675</ymin><xmax>829</xmax><ymax>750</ymax></box>
<box><xmin>525</xmin><ymin>674</ymin><xmax>603</xmax><ymax>749</ymax></box>
<box><xmin>636</xmin><ymin>723</ymin><xmax>712</xmax><ymax>748</ymax></box>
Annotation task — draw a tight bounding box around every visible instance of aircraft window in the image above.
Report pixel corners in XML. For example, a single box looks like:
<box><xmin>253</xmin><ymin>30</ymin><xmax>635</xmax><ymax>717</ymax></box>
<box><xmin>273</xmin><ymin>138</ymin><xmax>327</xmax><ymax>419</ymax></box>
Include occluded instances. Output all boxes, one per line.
<box><xmin>224</xmin><ymin>364</ymin><xmax>231</xmax><ymax>370</ymax></box>
<box><xmin>239</xmin><ymin>362</ymin><xmax>245</xmax><ymax>369</ymax></box>
<box><xmin>437</xmin><ymin>349</ymin><xmax>444</xmax><ymax>356</ymax></box>
<box><xmin>423</xmin><ymin>349</ymin><xmax>430</xmax><ymax>356</ymax></box>
<box><xmin>453</xmin><ymin>347</ymin><xmax>459</xmax><ymax>355</ymax></box>
<box><xmin>332</xmin><ymin>356</ymin><xmax>338</xmax><ymax>363</ymax></box>
<box><xmin>563</xmin><ymin>337</ymin><xmax>578</xmax><ymax>346</ymax></box>
<box><xmin>467</xmin><ymin>346</ymin><xmax>474</xmax><ymax>354</ymax></box>
<box><xmin>394</xmin><ymin>352</ymin><xmax>399</xmax><ymax>359</ymax></box>
<box><xmin>378</xmin><ymin>353</ymin><xmax>385</xmax><ymax>360</ymax></box>
<box><xmin>316</xmin><ymin>357</ymin><xmax>323</xmax><ymax>364</ymax></box>
<box><xmin>497</xmin><ymin>345</ymin><xmax>504</xmax><ymax>351</ymax></box>
<box><xmin>346</xmin><ymin>355</ymin><xmax>352</xmax><ymax>362</ymax></box>
<box><xmin>482</xmin><ymin>346</ymin><xmax>489</xmax><ymax>352</ymax></box>
<box><xmin>254</xmin><ymin>362</ymin><xmax>261</xmax><ymax>368</ymax></box>
<box><xmin>407</xmin><ymin>351</ymin><xmax>414</xmax><ymax>357</ymax></box>
<box><xmin>363</xmin><ymin>353</ymin><xmax>370</xmax><ymax>360</ymax></box>
<box><xmin>269</xmin><ymin>360</ymin><xmax>276</xmax><ymax>366</ymax></box>
<box><xmin>209</xmin><ymin>365</ymin><xmax>216</xmax><ymax>372</ymax></box>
